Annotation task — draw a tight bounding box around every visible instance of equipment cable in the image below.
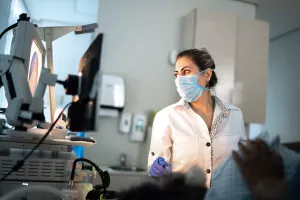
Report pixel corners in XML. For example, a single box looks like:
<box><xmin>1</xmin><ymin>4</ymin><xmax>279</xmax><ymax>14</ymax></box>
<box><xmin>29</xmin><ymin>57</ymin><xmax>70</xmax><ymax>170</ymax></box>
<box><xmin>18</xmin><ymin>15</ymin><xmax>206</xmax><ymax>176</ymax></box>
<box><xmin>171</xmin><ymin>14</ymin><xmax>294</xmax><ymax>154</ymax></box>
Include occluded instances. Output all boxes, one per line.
<box><xmin>0</xmin><ymin>102</ymin><xmax>71</xmax><ymax>181</ymax></box>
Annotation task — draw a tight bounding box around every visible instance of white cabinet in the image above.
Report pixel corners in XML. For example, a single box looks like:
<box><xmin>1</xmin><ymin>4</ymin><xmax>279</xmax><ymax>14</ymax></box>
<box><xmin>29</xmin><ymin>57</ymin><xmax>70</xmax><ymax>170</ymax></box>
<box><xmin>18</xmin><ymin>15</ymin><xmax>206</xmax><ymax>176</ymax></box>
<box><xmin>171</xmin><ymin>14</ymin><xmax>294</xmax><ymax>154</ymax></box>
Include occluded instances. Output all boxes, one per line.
<box><xmin>181</xmin><ymin>9</ymin><xmax>269</xmax><ymax>124</ymax></box>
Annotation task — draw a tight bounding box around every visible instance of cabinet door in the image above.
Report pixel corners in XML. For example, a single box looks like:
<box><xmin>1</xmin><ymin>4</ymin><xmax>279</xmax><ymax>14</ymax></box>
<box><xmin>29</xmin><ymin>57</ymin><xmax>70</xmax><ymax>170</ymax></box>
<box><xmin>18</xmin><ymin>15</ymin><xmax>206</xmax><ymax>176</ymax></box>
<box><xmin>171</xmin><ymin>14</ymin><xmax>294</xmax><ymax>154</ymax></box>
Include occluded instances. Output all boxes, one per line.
<box><xmin>194</xmin><ymin>9</ymin><xmax>237</xmax><ymax>104</ymax></box>
<box><xmin>233</xmin><ymin>17</ymin><xmax>269</xmax><ymax>124</ymax></box>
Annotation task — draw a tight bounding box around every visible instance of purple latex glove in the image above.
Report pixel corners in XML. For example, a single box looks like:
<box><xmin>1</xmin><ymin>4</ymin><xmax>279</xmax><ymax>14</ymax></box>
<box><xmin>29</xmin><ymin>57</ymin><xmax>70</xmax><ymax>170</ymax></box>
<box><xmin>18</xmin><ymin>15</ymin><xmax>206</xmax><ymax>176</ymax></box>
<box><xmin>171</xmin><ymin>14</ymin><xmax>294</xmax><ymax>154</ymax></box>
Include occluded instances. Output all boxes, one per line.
<box><xmin>150</xmin><ymin>157</ymin><xmax>172</xmax><ymax>177</ymax></box>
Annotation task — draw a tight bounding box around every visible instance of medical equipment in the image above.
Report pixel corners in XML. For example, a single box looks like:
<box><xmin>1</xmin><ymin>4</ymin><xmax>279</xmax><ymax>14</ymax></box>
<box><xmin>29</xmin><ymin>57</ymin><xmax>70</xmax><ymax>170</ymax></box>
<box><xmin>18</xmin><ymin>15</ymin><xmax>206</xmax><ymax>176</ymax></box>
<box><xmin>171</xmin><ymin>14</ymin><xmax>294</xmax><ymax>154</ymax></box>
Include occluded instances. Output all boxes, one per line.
<box><xmin>65</xmin><ymin>34</ymin><xmax>103</xmax><ymax>132</ymax></box>
<box><xmin>0</xmin><ymin>13</ymin><xmax>106</xmax><ymax>199</ymax></box>
<box><xmin>0</xmin><ymin>185</ymin><xmax>67</xmax><ymax>200</ymax></box>
<box><xmin>36</xmin><ymin>19</ymin><xmax>98</xmax><ymax>123</ymax></box>
<box><xmin>0</xmin><ymin>14</ymin><xmax>49</xmax><ymax>129</ymax></box>
<box><xmin>0</xmin><ymin>104</ymin><xmax>78</xmax><ymax>199</ymax></box>
<box><xmin>0</xmin><ymin>13</ymin><xmax>99</xmax><ymax>130</ymax></box>
<box><xmin>69</xmin><ymin>136</ymin><xmax>96</xmax><ymax>143</ymax></box>
<box><xmin>67</xmin><ymin>158</ymin><xmax>117</xmax><ymax>199</ymax></box>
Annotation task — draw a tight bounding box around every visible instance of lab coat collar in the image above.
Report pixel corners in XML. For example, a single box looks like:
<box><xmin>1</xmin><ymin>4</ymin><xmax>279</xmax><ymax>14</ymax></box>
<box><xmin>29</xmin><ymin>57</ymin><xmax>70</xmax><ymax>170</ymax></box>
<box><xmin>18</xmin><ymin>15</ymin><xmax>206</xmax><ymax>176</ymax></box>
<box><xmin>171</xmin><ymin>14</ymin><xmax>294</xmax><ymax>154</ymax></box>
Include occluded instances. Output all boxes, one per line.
<box><xmin>174</xmin><ymin>96</ymin><xmax>229</xmax><ymax>118</ymax></box>
<box><xmin>214</xmin><ymin>96</ymin><xmax>229</xmax><ymax>118</ymax></box>
<box><xmin>210</xmin><ymin>96</ymin><xmax>229</xmax><ymax>137</ymax></box>
<box><xmin>174</xmin><ymin>97</ymin><xmax>229</xmax><ymax>138</ymax></box>
<box><xmin>173</xmin><ymin>98</ymin><xmax>192</xmax><ymax>109</ymax></box>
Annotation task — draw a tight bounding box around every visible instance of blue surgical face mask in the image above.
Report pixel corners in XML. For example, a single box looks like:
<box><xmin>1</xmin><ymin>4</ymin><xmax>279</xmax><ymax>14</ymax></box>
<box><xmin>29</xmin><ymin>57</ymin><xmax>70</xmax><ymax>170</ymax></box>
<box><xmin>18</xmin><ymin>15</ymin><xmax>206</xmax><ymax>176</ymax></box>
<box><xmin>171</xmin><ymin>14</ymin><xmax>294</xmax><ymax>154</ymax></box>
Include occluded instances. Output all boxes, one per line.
<box><xmin>175</xmin><ymin>69</ymin><xmax>210</xmax><ymax>103</ymax></box>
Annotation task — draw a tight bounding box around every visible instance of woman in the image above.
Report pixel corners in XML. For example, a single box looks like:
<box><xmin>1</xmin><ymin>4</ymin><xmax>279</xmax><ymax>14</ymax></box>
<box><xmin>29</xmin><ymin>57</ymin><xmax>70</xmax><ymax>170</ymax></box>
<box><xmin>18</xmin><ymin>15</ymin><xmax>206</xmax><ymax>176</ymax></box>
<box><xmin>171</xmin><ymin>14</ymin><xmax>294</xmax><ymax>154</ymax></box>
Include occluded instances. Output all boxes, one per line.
<box><xmin>148</xmin><ymin>48</ymin><xmax>246</xmax><ymax>187</ymax></box>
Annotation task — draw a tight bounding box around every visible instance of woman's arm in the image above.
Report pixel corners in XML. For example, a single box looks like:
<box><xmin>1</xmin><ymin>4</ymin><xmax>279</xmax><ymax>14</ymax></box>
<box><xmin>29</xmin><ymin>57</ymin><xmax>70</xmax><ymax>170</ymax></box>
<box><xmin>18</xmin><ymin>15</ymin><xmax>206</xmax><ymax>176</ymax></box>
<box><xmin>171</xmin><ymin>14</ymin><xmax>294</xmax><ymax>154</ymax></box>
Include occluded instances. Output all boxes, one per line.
<box><xmin>148</xmin><ymin>111</ymin><xmax>172</xmax><ymax>171</ymax></box>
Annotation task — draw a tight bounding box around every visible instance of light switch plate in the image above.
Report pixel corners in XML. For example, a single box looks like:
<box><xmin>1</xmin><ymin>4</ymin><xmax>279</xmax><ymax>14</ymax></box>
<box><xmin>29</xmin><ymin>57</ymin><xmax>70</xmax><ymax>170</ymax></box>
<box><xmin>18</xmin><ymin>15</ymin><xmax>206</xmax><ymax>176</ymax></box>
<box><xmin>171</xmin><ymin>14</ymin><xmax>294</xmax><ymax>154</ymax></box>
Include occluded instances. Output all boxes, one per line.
<box><xmin>119</xmin><ymin>112</ymin><xmax>132</xmax><ymax>134</ymax></box>
<box><xmin>130</xmin><ymin>113</ymin><xmax>148</xmax><ymax>142</ymax></box>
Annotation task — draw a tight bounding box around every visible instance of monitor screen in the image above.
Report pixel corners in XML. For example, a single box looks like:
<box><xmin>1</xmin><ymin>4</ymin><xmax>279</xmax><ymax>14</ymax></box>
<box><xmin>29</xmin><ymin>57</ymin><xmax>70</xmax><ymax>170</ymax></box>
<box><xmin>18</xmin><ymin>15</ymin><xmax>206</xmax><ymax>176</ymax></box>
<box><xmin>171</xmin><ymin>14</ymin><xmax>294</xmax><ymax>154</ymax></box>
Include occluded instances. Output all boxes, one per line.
<box><xmin>78</xmin><ymin>34</ymin><xmax>103</xmax><ymax>100</ymax></box>
<box><xmin>28</xmin><ymin>40</ymin><xmax>43</xmax><ymax>96</ymax></box>
<box><xmin>68</xmin><ymin>34</ymin><xmax>103</xmax><ymax>131</ymax></box>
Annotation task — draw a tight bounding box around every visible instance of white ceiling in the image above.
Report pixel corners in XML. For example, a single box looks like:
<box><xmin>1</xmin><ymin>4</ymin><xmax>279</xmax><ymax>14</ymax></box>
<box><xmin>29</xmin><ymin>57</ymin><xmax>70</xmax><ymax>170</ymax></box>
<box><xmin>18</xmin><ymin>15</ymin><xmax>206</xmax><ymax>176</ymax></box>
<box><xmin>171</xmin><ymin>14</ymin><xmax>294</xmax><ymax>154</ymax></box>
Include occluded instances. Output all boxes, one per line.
<box><xmin>233</xmin><ymin>0</ymin><xmax>300</xmax><ymax>39</ymax></box>
<box><xmin>256</xmin><ymin>0</ymin><xmax>300</xmax><ymax>39</ymax></box>
<box><xmin>22</xmin><ymin>0</ymin><xmax>99</xmax><ymax>26</ymax></box>
<box><xmin>233</xmin><ymin>0</ymin><xmax>272</xmax><ymax>6</ymax></box>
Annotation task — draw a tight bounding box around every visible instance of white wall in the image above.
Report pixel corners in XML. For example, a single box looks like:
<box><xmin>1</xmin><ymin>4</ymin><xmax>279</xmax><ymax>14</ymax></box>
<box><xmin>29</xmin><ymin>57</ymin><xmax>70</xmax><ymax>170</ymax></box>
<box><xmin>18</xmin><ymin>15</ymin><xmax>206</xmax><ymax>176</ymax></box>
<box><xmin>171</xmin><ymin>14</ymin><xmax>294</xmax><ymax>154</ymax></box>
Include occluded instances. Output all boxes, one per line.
<box><xmin>0</xmin><ymin>0</ymin><xmax>11</xmax><ymax>108</ymax></box>
<box><xmin>24</xmin><ymin>0</ymin><xmax>98</xmax><ymax>25</ymax></box>
<box><xmin>0</xmin><ymin>0</ymin><xmax>29</xmax><ymax>108</ymax></box>
<box><xmin>87</xmin><ymin>0</ymin><xmax>255</xmax><ymax>168</ymax></box>
<box><xmin>256</xmin><ymin>0</ymin><xmax>300</xmax><ymax>143</ymax></box>
<box><xmin>0</xmin><ymin>0</ymin><xmax>11</xmax><ymax>54</ymax></box>
<box><xmin>266</xmin><ymin>31</ymin><xmax>300</xmax><ymax>143</ymax></box>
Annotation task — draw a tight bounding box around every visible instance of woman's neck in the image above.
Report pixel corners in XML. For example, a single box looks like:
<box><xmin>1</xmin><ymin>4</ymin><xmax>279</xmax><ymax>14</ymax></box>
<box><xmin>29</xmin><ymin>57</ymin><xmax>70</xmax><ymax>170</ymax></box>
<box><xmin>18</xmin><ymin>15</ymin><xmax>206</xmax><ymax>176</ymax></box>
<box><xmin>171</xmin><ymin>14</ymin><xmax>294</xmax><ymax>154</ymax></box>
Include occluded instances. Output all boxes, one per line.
<box><xmin>190</xmin><ymin>91</ymin><xmax>214</xmax><ymax>113</ymax></box>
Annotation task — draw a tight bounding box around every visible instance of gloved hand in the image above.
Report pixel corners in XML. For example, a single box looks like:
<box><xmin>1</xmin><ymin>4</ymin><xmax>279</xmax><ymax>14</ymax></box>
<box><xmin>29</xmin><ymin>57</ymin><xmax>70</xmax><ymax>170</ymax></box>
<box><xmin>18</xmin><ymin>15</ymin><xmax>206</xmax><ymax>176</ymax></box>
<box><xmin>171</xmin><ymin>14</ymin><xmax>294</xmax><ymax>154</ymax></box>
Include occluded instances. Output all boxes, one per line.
<box><xmin>150</xmin><ymin>157</ymin><xmax>172</xmax><ymax>177</ymax></box>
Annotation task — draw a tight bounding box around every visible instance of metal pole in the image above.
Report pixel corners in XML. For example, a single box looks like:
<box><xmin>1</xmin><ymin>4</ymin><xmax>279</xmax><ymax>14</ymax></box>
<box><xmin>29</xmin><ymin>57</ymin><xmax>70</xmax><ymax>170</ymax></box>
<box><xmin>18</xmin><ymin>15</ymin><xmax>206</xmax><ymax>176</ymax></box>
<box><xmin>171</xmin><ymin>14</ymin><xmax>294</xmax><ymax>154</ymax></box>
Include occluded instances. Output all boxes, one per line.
<box><xmin>45</xmin><ymin>28</ymin><xmax>56</xmax><ymax>123</ymax></box>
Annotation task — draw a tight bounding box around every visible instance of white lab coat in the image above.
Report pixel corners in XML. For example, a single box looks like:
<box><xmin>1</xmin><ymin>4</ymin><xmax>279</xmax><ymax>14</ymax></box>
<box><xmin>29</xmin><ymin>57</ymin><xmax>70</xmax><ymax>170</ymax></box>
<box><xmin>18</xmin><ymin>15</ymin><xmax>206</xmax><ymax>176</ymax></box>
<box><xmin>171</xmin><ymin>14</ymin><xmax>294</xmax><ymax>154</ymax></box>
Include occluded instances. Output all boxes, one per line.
<box><xmin>148</xmin><ymin>96</ymin><xmax>246</xmax><ymax>187</ymax></box>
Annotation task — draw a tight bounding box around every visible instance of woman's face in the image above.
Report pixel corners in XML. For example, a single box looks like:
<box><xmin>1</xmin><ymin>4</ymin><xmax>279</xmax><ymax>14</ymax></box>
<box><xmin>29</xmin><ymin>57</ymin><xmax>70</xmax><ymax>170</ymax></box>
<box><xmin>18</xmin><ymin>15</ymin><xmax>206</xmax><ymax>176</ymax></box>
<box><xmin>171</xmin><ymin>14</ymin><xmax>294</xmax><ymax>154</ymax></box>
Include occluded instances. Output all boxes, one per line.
<box><xmin>174</xmin><ymin>56</ymin><xmax>211</xmax><ymax>87</ymax></box>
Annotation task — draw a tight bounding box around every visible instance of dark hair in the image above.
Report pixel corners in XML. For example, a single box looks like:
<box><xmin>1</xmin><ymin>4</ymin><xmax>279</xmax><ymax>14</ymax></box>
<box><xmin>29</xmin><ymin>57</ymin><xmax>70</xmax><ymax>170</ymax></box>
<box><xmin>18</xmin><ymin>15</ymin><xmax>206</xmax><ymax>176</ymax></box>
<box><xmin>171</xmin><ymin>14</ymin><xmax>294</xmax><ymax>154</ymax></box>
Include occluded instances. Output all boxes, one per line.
<box><xmin>176</xmin><ymin>48</ymin><xmax>218</xmax><ymax>88</ymax></box>
<box><xmin>117</xmin><ymin>173</ymin><xmax>207</xmax><ymax>200</ymax></box>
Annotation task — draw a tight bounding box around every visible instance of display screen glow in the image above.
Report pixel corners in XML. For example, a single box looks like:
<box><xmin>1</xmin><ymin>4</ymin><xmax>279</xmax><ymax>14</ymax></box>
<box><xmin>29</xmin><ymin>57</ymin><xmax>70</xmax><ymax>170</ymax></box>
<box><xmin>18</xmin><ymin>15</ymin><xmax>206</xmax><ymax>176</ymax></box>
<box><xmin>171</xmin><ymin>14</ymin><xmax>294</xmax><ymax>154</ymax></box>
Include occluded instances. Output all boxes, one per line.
<box><xmin>28</xmin><ymin>40</ymin><xmax>43</xmax><ymax>96</ymax></box>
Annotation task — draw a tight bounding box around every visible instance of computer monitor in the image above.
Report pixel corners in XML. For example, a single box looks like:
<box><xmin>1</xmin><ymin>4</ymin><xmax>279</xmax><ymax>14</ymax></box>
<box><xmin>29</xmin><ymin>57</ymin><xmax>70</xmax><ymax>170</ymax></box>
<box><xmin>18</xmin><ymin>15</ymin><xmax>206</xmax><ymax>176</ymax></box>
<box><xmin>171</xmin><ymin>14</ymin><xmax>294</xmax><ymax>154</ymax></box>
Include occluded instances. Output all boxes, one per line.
<box><xmin>10</xmin><ymin>21</ymin><xmax>46</xmax><ymax>91</ymax></box>
<box><xmin>2</xmin><ymin>19</ymin><xmax>51</xmax><ymax>126</ymax></box>
<box><xmin>67</xmin><ymin>34</ymin><xmax>103</xmax><ymax>132</ymax></box>
<box><xmin>3</xmin><ymin>20</ymin><xmax>46</xmax><ymax>105</ymax></box>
